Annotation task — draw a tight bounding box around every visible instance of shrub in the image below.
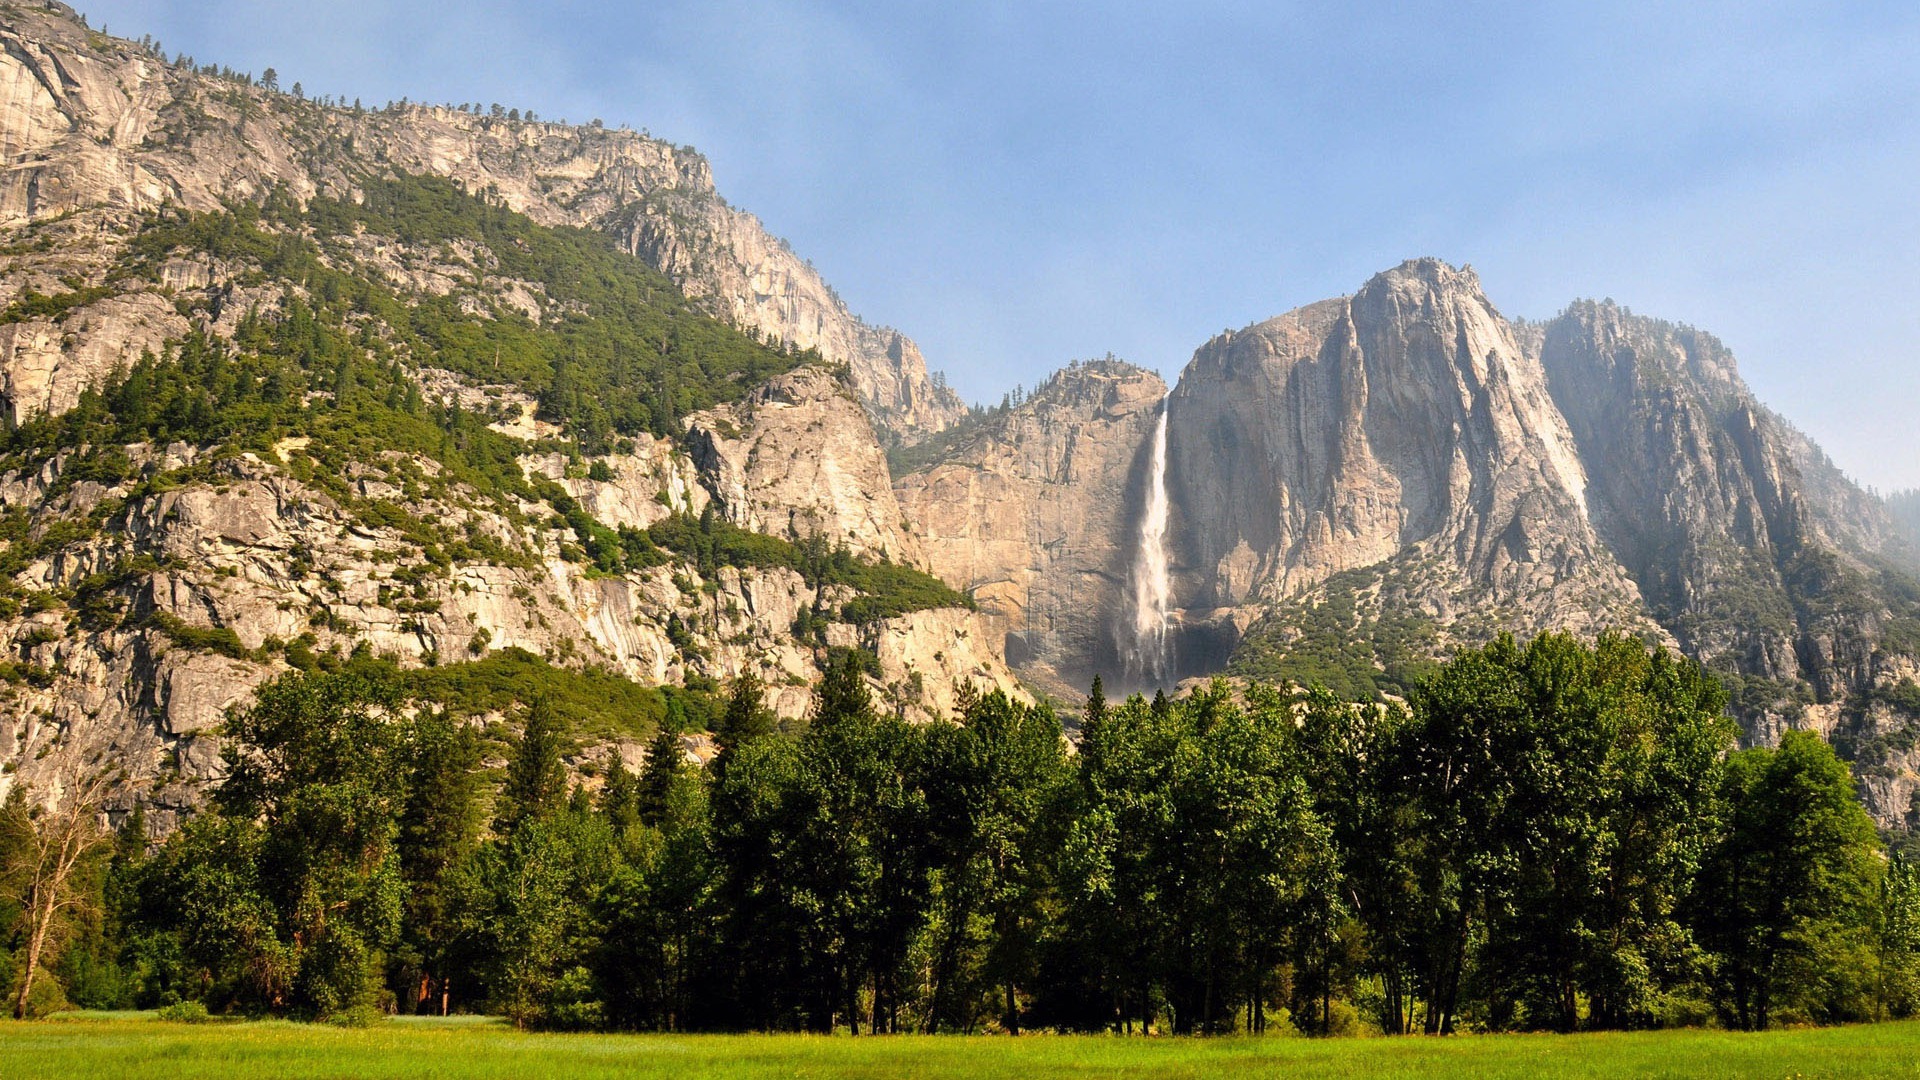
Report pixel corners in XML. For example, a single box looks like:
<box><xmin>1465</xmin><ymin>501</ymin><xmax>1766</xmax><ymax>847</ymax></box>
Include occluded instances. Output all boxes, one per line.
<box><xmin>156</xmin><ymin>1000</ymin><xmax>214</xmax><ymax>1023</ymax></box>
<box><xmin>327</xmin><ymin>1003</ymin><xmax>387</xmax><ymax>1028</ymax></box>
<box><xmin>542</xmin><ymin>967</ymin><xmax>604</xmax><ymax>1032</ymax></box>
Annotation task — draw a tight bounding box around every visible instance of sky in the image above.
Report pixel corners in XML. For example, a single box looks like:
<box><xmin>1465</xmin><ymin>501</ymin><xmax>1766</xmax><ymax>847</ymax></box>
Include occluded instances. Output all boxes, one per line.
<box><xmin>78</xmin><ymin>1</ymin><xmax>1920</xmax><ymax>491</ymax></box>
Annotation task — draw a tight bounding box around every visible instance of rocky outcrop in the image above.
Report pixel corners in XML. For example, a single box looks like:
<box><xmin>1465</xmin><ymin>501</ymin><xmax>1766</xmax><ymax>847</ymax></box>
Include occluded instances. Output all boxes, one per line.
<box><xmin>1539</xmin><ymin>302</ymin><xmax>1920</xmax><ymax>823</ymax></box>
<box><xmin>1166</xmin><ymin>261</ymin><xmax>1642</xmax><ymax>626</ymax></box>
<box><xmin>902</xmin><ymin>261</ymin><xmax>1919</xmax><ymax>827</ymax></box>
<box><xmin>896</xmin><ymin>360</ymin><xmax>1167</xmax><ymax>694</ymax></box>
<box><xmin>0</xmin><ymin>446</ymin><xmax>1022</xmax><ymax>827</ymax></box>
<box><xmin>1538</xmin><ymin>303</ymin><xmax>1811</xmax><ymax>672</ymax></box>
<box><xmin>522</xmin><ymin>436</ymin><xmax>709</xmax><ymax>531</ymax></box>
<box><xmin>0</xmin><ymin>288</ymin><xmax>187</xmax><ymax>423</ymax></box>
<box><xmin>607</xmin><ymin>196</ymin><xmax>965</xmax><ymax>439</ymax></box>
<box><xmin>686</xmin><ymin>366</ymin><xmax>923</xmax><ymax>565</ymax></box>
<box><xmin>1114</xmin><ymin>261</ymin><xmax>1658</xmax><ymax>691</ymax></box>
<box><xmin>0</xmin><ymin>3</ymin><xmax>962</xmax><ymax>439</ymax></box>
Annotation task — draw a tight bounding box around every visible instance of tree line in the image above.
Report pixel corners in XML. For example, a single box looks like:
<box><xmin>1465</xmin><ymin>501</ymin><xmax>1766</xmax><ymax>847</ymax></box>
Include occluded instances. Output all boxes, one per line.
<box><xmin>4</xmin><ymin>632</ymin><xmax>1917</xmax><ymax>1033</ymax></box>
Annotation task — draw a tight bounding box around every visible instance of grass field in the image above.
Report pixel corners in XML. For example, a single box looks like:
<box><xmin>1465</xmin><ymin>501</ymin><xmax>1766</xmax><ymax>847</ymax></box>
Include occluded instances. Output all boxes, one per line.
<box><xmin>3</xmin><ymin>1013</ymin><xmax>1919</xmax><ymax>1079</ymax></box>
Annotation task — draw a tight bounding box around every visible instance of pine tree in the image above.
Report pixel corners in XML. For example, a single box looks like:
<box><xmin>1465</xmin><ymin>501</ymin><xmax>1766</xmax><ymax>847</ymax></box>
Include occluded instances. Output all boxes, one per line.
<box><xmin>599</xmin><ymin>752</ymin><xmax>640</xmax><ymax>837</ymax></box>
<box><xmin>397</xmin><ymin>711</ymin><xmax>482</xmax><ymax>1015</ymax></box>
<box><xmin>715</xmin><ymin>673</ymin><xmax>774</xmax><ymax>767</ymax></box>
<box><xmin>496</xmin><ymin>698</ymin><xmax>566</xmax><ymax>835</ymax></box>
<box><xmin>813</xmin><ymin>652</ymin><xmax>873</xmax><ymax>729</ymax></box>
<box><xmin>637</xmin><ymin>728</ymin><xmax>684</xmax><ymax>827</ymax></box>
<box><xmin>1083</xmin><ymin>674</ymin><xmax>1108</xmax><ymax>733</ymax></box>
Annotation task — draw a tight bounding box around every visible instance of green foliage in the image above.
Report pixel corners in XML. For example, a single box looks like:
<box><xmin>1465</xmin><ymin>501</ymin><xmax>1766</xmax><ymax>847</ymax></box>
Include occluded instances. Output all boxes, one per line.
<box><xmin>884</xmin><ymin>407</ymin><xmax>1001</xmax><ymax>478</ymax></box>
<box><xmin>1042</xmin><ymin>680</ymin><xmax>1337</xmax><ymax>1034</ymax></box>
<box><xmin>835</xmin><ymin>560</ymin><xmax>973</xmax><ymax>623</ymax></box>
<box><xmin>619</xmin><ymin>510</ymin><xmax>970</xmax><ymax>620</ymax></box>
<box><xmin>154</xmin><ymin>1000</ymin><xmax>214</xmax><ymax>1023</ymax></box>
<box><xmin>391</xmin><ymin>648</ymin><xmax>717</xmax><ymax>742</ymax></box>
<box><xmin>1228</xmin><ymin>566</ymin><xmax>1439</xmax><ymax>700</ymax></box>
<box><xmin>1664</xmin><ymin>544</ymin><xmax>1798</xmax><ymax>647</ymax></box>
<box><xmin>211</xmin><ymin>671</ymin><xmax>410</xmax><ymax>1018</ymax></box>
<box><xmin>494</xmin><ymin>700</ymin><xmax>568</xmax><ymax>835</ymax></box>
<box><xmin>464</xmin><ymin>806</ymin><xmax>615</xmax><ymax>1028</ymax></box>
<box><xmin>47</xmin><ymin>634</ymin><xmax>1912</xmax><ymax>1037</ymax></box>
<box><xmin>326</xmin><ymin>1003</ymin><xmax>386</xmax><ymax>1027</ymax></box>
<box><xmin>281</xmin><ymin>173</ymin><xmax>810</xmax><ymax>452</ymax></box>
<box><xmin>1399</xmin><ymin>632</ymin><xmax>1735</xmax><ymax>1033</ymax></box>
<box><xmin>1882</xmin><ymin>680</ymin><xmax>1920</xmax><ymax>719</ymax></box>
<box><xmin>147</xmin><ymin>611</ymin><xmax>254</xmax><ymax>660</ymax></box>
<box><xmin>713</xmin><ymin>673</ymin><xmax>775</xmax><ymax>766</ymax></box>
<box><xmin>702</xmin><ymin>654</ymin><xmax>966</xmax><ymax>1032</ymax></box>
<box><xmin>917</xmin><ymin>686</ymin><xmax>1075</xmax><ymax>1033</ymax></box>
<box><xmin>1881</xmin><ymin>856</ymin><xmax>1920</xmax><ymax>1019</ymax></box>
<box><xmin>0</xmin><ymin>284</ymin><xmax>118</xmax><ymax>325</ymax></box>
<box><xmin>1692</xmin><ymin>730</ymin><xmax>1886</xmax><ymax>1029</ymax></box>
<box><xmin>394</xmin><ymin>711</ymin><xmax>484</xmax><ymax>1013</ymax></box>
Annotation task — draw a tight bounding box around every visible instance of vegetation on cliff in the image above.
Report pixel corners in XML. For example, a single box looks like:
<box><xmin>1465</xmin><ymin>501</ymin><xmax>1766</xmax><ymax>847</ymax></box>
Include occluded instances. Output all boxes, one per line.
<box><xmin>0</xmin><ymin>172</ymin><xmax>965</xmax><ymax>697</ymax></box>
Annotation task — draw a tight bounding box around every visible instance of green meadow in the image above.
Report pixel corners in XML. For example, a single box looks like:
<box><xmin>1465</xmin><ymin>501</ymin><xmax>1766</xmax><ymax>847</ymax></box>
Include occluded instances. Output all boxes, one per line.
<box><xmin>3</xmin><ymin>1014</ymin><xmax>1919</xmax><ymax>1080</ymax></box>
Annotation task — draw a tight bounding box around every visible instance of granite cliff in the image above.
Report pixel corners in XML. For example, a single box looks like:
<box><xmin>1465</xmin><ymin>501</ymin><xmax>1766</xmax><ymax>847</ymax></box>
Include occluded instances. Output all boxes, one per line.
<box><xmin>899</xmin><ymin>261</ymin><xmax>1920</xmax><ymax>824</ymax></box>
<box><xmin>0</xmin><ymin>5</ymin><xmax>1009</xmax><ymax>827</ymax></box>
<box><xmin>894</xmin><ymin>360</ymin><xmax>1167</xmax><ymax>695</ymax></box>
<box><xmin>0</xmin><ymin>2</ymin><xmax>963</xmax><ymax>439</ymax></box>
<box><xmin>2</xmin><ymin>4</ymin><xmax>1916</xmax><ymax>831</ymax></box>
<box><xmin>1538</xmin><ymin>302</ymin><xmax>1920</xmax><ymax>822</ymax></box>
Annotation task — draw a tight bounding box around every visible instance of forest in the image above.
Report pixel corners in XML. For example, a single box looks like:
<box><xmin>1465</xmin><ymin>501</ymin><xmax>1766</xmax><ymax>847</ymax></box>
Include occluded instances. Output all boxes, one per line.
<box><xmin>4</xmin><ymin>632</ymin><xmax>1915</xmax><ymax>1035</ymax></box>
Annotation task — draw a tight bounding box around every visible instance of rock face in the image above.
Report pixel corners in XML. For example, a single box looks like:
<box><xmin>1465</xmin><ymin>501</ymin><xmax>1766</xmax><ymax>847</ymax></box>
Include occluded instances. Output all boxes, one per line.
<box><xmin>609</xmin><ymin>201</ymin><xmax>964</xmax><ymax>439</ymax></box>
<box><xmin>1539</xmin><ymin>303</ymin><xmax>1815</xmax><ymax>677</ymax></box>
<box><xmin>1162</xmin><ymin>261</ymin><xmax>1653</xmax><ymax>656</ymax></box>
<box><xmin>1538</xmin><ymin>303</ymin><xmax>1920</xmax><ymax>822</ymax></box>
<box><xmin>0</xmin><ymin>3</ymin><xmax>963</xmax><ymax>440</ymax></box>
<box><xmin>0</xmin><ymin>290</ymin><xmax>187</xmax><ymax>423</ymax></box>
<box><xmin>901</xmin><ymin>260</ymin><xmax>1920</xmax><ymax>826</ymax></box>
<box><xmin>895</xmin><ymin>361</ymin><xmax>1168</xmax><ymax>694</ymax></box>
<box><xmin>686</xmin><ymin>367</ymin><xmax>923</xmax><ymax>565</ymax></box>
<box><xmin>0</xmin><ymin>6</ymin><xmax>1010</xmax><ymax>825</ymax></box>
<box><xmin>0</xmin><ymin>439</ymin><xmax>1022</xmax><ymax>829</ymax></box>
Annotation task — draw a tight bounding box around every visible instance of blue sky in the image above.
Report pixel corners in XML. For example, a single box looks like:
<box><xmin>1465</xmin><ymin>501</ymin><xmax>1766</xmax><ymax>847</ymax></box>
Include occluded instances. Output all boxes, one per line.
<box><xmin>80</xmin><ymin>1</ymin><xmax>1920</xmax><ymax>490</ymax></box>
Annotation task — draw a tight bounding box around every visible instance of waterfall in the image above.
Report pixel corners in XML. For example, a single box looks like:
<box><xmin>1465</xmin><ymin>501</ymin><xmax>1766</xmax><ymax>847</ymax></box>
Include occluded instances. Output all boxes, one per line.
<box><xmin>1127</xmin><ymin>395</ymin><xmax>1173</xmax><ymax>685</ymax></box>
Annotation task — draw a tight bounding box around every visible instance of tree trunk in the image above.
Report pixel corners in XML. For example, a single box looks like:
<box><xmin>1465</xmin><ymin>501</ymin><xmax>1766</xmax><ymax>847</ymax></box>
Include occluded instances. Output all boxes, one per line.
<box><xmin>846</xmin><ymin>969</ymin><xmax>861</xmax><ymax>1036</ymax></box>
<box><xmin>12</xmin><ymin>915</ymin><xmax>49</xmax><ymax>1020</ymax></box>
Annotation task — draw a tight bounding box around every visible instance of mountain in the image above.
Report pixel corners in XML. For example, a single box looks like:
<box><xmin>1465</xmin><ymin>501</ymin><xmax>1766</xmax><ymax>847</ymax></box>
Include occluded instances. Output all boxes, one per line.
<box><xmin>0</xmin><ymin>3</ymin><xmax>964</xmax><ymax>440</ymax></box>
<box><xmin>2</xmin><ymin>5</ymin><xmax>1916</xmax><ymax>831</ymax></box>
<box><xmin>1537</xmin><ymin>302</ymin><xmax>1920</xmax><ymax>820</ymax></box>
<box><xmin>0</xmin><ymin>5</ymin><xmax>1013</xmax><ymax>831</ymax></box>
<box><xmin>901</xmin><ymin>260</ymin><xmax>1920</xmax><ymax>825</ymax></box>
<box><xmin>894</xmin><ymin>359</ymin><xmax>1168</xmax><ymax>694</ymax></box>
<box><xmin>1167</xmin><ymin>262</ymin><xmax>1662</xmax><ymax>691</ymax></box>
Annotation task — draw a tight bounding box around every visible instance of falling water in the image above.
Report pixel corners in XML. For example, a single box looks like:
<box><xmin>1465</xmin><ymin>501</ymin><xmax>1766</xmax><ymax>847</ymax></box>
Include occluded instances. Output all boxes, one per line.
<box><xmin>1127</xmin><ymin>395</ymin><xmax>1173</xmax><ymax>685</ymax></box>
